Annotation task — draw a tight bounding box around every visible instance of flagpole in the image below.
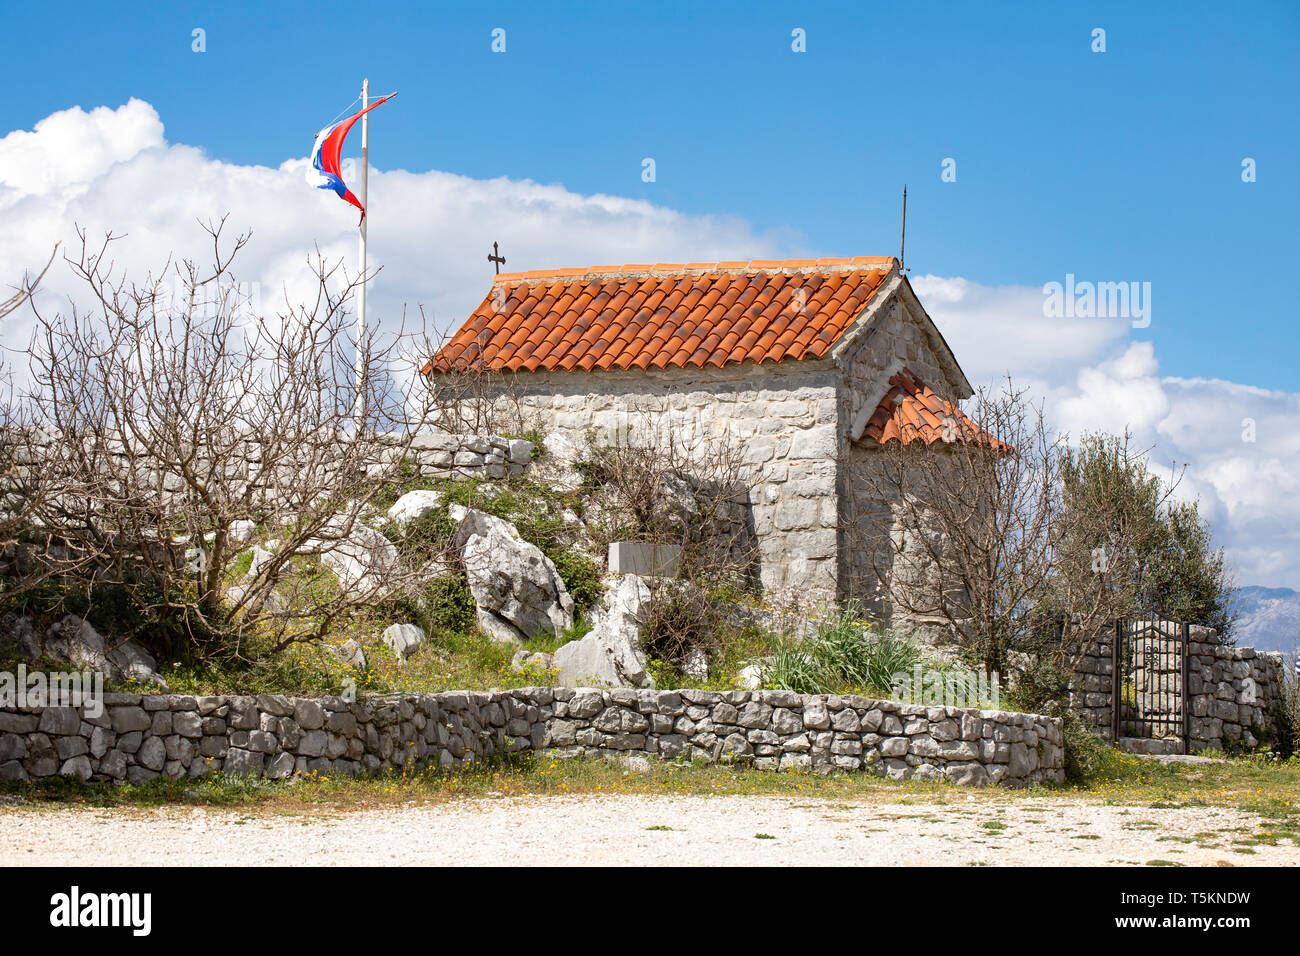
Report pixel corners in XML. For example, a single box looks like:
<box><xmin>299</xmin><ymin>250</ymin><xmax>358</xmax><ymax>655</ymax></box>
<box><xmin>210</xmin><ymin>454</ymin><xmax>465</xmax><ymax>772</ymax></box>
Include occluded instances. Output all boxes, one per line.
<box><xmin>355</xmin><ymin>77</ymin><xmax>369</xmax><ymax>424</ymax></box>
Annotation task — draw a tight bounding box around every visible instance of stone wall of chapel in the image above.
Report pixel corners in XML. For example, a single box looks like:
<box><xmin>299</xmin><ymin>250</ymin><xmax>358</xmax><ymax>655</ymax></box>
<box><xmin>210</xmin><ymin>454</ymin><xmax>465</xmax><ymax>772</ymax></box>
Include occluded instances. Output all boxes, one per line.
<box><xmin>500</xmin><ymin>361</ymin><xmax>843</xmax><ymax>600</ymax></box>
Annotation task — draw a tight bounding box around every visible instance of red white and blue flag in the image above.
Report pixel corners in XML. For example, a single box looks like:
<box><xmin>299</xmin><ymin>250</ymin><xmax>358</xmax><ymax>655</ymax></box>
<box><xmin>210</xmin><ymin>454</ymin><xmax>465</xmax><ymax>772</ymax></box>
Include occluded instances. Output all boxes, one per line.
<box><xmin>307</xmin><ymin>94</ymin><xmax>395</xmax><ymax>221</ymax></box>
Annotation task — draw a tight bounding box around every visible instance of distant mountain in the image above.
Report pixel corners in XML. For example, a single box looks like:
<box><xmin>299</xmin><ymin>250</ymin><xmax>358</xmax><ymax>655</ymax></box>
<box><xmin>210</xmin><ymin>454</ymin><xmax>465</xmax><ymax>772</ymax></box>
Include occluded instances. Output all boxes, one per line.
<box><xmin>1230</xmin><ymin>586</ymin><xmax>1300</xmax><ymax>654</ymax></box>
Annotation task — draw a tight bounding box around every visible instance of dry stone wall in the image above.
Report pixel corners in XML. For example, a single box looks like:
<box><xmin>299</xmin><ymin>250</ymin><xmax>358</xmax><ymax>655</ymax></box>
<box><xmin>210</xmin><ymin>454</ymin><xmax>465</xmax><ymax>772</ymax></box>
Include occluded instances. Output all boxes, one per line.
<box><xmin>0</xmin><ymin>688</ymin><xmax>1064</xmax><ymax>788</ymax></box>
<box><xmin>1068</xmin><ymin>627</ymin><xmax>1118</xmax><ymax>739</ymax></box>
<box><xmin>9</xmin><ymin>428</ymin><xmax>534</xmax><ymax>485</ymax></box>
<box><xmin>1185</xmin><ymin>633</ymin><xmax>1284</xmax><ymax>752</ymax></box>
<box><xmin>1070</xmin><ymin>622</ymin><xmax>1285</xmax><ymax>753</ymax></box>
<box><xmin>396</xmin><ymin>433</ymin><xmax>534</xmax><ymax>480</ymax></box>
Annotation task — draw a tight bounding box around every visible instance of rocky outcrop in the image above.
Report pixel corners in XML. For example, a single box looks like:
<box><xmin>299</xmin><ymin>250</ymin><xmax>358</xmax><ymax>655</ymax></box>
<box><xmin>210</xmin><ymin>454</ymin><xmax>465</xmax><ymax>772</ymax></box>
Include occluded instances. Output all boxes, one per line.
<box><xmin>19</xmin><ymin>615</ymin><xmax>169</xmax><ymax>690</ymax></box>
<box><xmin>302</xmin><ymin>514</ymin><xmax>400</xmax><ymax>600</ymax></box>
<box><xmin>386</xmin><ymin>490</ymin><xmax>444</xmax><ymax>529</ymax></box>
<box><xmin>448</xmin><ymin>505</ymin><xmax>573</xmax><ymax>642</ymax></box>
<box><xmin>553</xmin><ymin>575</ymin><xmax>653</xmax><ymax>688</ymax></box>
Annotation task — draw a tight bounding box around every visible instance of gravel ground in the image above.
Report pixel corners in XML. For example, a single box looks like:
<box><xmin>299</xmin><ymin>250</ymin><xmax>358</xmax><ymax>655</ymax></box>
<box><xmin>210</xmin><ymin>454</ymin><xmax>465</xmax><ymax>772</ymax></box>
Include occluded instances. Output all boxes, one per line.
<box><xmin>2</xmin><ymin>795</ymin><xmax>1293</xmax><ymax>865</ymax></box>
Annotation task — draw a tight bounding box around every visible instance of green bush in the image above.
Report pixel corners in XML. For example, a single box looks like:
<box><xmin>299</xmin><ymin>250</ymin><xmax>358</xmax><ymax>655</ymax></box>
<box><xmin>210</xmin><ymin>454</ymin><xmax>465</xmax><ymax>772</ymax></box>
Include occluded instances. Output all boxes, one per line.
<box><xmin>2</xmin><ymin>577</ymin><xmax>215</xmax><ymax>663</ymax></box>
<box><xmin>637</xmin><ymin>582</ymin><xmax>728</xmax><ymax>665</ymax></box>
<box><xmin>1062</xmin><ymin>709</ymin><xmax>1126</xmax><ymax>782</ymax></box>
<box><xmin>371</xmin><ymin>571</ymin><xmax>477</xmax><ymax>639</ymax></box>
<box><xmin>160</xmin><ymin>638</ymin><xmax>354</xmax><ymax>698</ymax></box>
<box><xmin>421</xmin><ymin>575</ymin><xmax>478</xmax><ymax>635</ymax></box>
<box><xmin>399</xmin><ymin>506</ymin><xmax>456</xmax><ymax>550</ymax></box>
<box><xmin>550</xmin><ymin>550</ymin><xmax>603</xmax><ymax>619</ymax></box>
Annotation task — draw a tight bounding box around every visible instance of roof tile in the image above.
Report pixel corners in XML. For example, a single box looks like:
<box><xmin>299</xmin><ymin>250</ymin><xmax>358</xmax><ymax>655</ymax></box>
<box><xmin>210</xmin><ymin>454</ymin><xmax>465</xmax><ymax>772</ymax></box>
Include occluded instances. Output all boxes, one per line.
<box><xmin>424</xmin><ymin>258</ymin><xmax>895</xmax><ymax>375</ymax></box>
<box><xmin>858</xmin><ymin>369</ymin><xmax>1008</xmax><ymax>450</ymax></box>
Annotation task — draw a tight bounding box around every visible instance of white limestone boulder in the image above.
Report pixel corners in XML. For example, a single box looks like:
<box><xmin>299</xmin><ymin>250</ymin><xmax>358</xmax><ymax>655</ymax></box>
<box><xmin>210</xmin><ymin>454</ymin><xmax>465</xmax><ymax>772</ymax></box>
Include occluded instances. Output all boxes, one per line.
<box><xmin>226</xmin><ymin>520</ymin><xmax>258</xmax><ymax>547</ymax></box>
<box><xmin>42</xmin><ymin>615</ymin><xmax>170</xmax><ymax>690</ymax></box>
<box><xmin>226</xmin><ymin>582</ymin><xmax>287</xmax><ymax>617</ymax></box>
<box><xmin>511</xmin><ymin>648</ymin><xmax>556</xmax><ymax>676</ymax></box>
<box><xmin>552</xmin><ymin>574</ymin><xmax>654</xmax><ymax>688</ymax></box>
<box><xmin>682</xmin><ymin>649</ymin><xmax>710</xmax><ymax>681</ymax></box>
<box><xmin>2</xmin><ymin>614</ymin><xmax>43</xmax><ymax>660</ymax></box>
<box><xmin>448</xmin><ymin>504</ymin><xmax>574</xmax><ymax>642</ymax></box>
<box><xmin>334</xmin><ymin>638</ymin><xmax>367</xmax><ymax>670</ymax></box>
<box><xmin>301</xmin><ymin>513</ymin><xmax>400</xmax><ymax>600</ymax></box>
<box><xmin>506</xmin><ymin>439</ymin><xmax>535</xmax><ymax>465</ymax></box>
<box><xmin>386</xmin><ymin>490</ymin><xmax>444</xmax><ymax>529</ymax></box>
<box><xmin>42</xmin><ymin>615</ymin><xmax>112</xmax><ymax>673</ymax></box>
<box><xmin>244</xmin><ymin>545</ymin><xmax>276</xmax><ymax>580</ymax></box>
<box><xmin>382</xmin><ymin>623</ymin><xmax>426</xmax><ymax>660</ymax></box>
<box><xmin>107</xmin><ymin>640</ymin><xmax>170</xmax><ymax>689</ymax></box>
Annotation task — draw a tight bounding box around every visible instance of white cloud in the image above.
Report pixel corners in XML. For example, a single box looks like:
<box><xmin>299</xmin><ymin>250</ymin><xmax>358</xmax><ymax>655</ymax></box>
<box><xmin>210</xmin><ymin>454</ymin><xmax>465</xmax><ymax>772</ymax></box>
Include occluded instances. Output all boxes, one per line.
<box><xmin>1053</xmin><ymin>342</ymin><xmax>1170</xmax><ymax>438</ymax></box>
<box><xmin>2</xmin><ymin>99</ymin><xmax>1297</xmax><ymax>589</ymax></box>
<box><xmin>918</xmin><ymin>274</ymin><xmax>1300</xmax><ymax>589</ymax></box>
<box><xmin>0</xmin><ymin>98</ymin><xmax>164</xmax><ymax>201</ymax></box>
<box><xmin>910</xmin><ymin>273</ymin><xmax>1132</xmax><ymax>386</ymax></box>
<box><xmin>0</xmin><ymin>100</ymin><xmax>791</xmax><ymax>358</ymax></box>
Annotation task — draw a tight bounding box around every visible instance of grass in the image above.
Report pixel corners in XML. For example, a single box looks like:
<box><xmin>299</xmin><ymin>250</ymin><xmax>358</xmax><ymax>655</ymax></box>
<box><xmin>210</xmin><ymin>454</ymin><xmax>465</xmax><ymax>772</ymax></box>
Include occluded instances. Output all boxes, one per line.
<box><xmin>151</xmin><ymin>620</ymin><xmax>586</xmax><ymax>699</ymax></box>
<box><xmin>759</xmin><ymin>604</ymin><xmax>1001</xmax><ymax>707</ymax></box>
<box><xmin>3</xmin><ymin>746</ymin><xmax>1298</xmax><ymax>830</ymax></box>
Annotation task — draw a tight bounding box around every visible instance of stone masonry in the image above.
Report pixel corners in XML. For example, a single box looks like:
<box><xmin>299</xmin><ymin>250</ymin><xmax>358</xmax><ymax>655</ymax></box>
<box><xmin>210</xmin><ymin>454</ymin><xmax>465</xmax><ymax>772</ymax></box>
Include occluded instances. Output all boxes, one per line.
<box><xmin>8</xmin><ymin>428</ymin><xmax>534</xmax><ymax>485</ymax></box>
<box><xmin>503</xmin><ymin>361</ymin><xmax>843</xmax><ymax>598</ymax></box>
<box><xmin>485</xmin><ymin>278</ymin><xmax>974</xmax><ymax>623</ymax></box>
<box><xmin>395</xmin><ymin>432</ymin><xmax>534</xmax><ymax>481</ymax></box>
<box><xmin>1070</xmin><ymin>621</ymin><xmax>1285</xmax><ymax>753</ymax></box>
<box><xmin>0</xmin><ymin>688</ymin><xmax>1064</xmax><ymax>788</ymax></box>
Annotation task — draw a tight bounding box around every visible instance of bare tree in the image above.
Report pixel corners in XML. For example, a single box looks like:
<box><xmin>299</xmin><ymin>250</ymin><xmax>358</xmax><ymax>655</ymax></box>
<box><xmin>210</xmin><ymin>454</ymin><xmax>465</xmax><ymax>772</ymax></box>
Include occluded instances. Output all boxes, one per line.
<box><xmin>846</xmin><ymin>379</ymin><xmax>1165</xmax><ymax>676</ymax></box>
<box><xmin>0</xmin><ymin>244</ymin><xmax>57</xmax><ymax>323</ymax></box>
<box><xmin>579</xmin><ymin>402</ymin><xmax>759</xmax><ymax>667</ymax></box>
<box><xmin>418</xmin><ymin>323</ymin><xmax>534</xmax><ymax>437</ymax></box>
<box><xmin>0</xmin><ymin>245</ymin><xmax>62</xmax><ymax>593</ymax></box>
<box><xmin>18</xmin><ymin>221</ymin><xmax>446</xmax><ymax>659</ymax></box>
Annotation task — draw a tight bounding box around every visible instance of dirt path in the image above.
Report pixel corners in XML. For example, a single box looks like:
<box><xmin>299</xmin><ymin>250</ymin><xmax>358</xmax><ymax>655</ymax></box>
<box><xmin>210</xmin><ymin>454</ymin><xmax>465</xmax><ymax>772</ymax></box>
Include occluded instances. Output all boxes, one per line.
<box><xmin>2</xmin><ymin>794</ymin><xmax>1291</xmax><ymax>866</ymax></box>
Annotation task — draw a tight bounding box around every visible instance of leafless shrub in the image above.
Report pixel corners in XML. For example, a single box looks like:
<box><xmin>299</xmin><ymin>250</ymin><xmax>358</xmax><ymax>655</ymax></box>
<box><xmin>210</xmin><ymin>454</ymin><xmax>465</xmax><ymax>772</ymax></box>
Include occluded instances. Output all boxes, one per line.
<box><xmin>13</xmin><ymin>220</ymin><xmax>449</xmax><ymax>660</ymax></box>
<box><xmin>0</xmin><ymin>245</ymin><xmax>61</xmax><ymax>592</ymax></box>
<box><xmin>579</xmin><ymin>403</ymin><xmax>759</xmax><ymax>667</ymax></box>
<box><xmin>417</xmin><ymin>323</ymin><xmax>534</xmax><ymax>437</ymax></box>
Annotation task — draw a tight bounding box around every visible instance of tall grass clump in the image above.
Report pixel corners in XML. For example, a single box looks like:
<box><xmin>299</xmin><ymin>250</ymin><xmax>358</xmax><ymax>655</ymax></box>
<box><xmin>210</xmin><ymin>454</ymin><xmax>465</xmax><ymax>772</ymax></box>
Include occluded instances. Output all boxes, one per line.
<box><xmin>763</xmin><ymin>604</ymin><xmax>928</xmax><ymax>698</ymax></box>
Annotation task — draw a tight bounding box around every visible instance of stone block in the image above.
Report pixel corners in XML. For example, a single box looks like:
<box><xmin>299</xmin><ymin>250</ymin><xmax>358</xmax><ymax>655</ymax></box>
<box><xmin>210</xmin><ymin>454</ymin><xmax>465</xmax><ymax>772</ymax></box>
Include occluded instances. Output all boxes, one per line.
<box><xmin>607</xmin><ymin>541</ymin><xmax>681</xmax><ymax>577</ymax></box>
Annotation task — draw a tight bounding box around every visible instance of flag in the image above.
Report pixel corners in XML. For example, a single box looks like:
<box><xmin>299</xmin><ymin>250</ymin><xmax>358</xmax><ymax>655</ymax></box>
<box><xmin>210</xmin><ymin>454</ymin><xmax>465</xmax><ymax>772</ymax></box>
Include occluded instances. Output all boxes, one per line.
<box><xmin>307</xmin><ymin>94</ymin><xmax>395</xmax><ymax>221</ymax></box>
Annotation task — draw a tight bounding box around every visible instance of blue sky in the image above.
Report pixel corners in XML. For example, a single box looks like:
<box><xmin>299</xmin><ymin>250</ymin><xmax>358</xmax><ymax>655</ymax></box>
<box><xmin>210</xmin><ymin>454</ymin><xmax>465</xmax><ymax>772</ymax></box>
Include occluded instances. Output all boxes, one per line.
<box><xmin>6</xmin><ymin>0</ymin><xmax>1298</xmax><ymax>388</ymax></box>
<box><xmin>3</xmin><ymin>1</ymin><xmax>1299</xmax><ymax>587</ymax></box>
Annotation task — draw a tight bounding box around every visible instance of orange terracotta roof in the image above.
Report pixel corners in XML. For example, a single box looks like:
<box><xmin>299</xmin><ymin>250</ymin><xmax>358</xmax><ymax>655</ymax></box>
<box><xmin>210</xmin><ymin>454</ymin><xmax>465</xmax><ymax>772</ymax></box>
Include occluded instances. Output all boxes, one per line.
<box><xmin>858</xmin><ymin>369</ymin><xmax>1009</xmax><ymax>450</ymax></box>
<box><xmin>422</xmin><ymin>258</ymin><xmax>897</xmax><ymax>375</ymax></box>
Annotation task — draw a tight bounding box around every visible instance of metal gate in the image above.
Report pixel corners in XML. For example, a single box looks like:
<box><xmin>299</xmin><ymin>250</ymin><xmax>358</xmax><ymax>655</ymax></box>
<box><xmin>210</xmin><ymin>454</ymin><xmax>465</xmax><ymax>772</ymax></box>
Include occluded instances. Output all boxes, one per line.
<box><xmin>1110</xmin><ymin>618</ymin><xmax>1189</xmax><ymax>751</ymax></box>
